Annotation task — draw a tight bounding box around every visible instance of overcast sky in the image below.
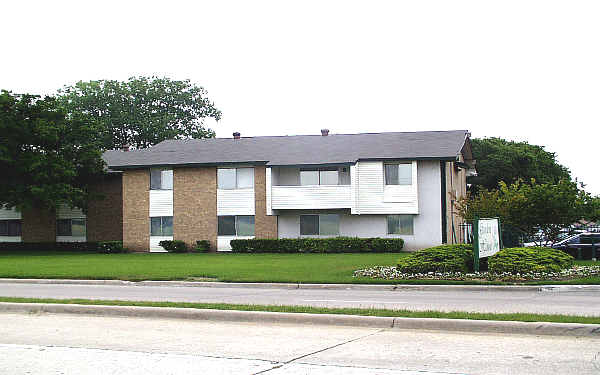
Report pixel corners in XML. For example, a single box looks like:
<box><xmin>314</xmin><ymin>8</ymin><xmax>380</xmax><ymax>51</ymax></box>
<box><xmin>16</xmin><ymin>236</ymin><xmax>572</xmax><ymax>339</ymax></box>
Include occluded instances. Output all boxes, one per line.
<box><xmin>2</xmin><ymin>1</ymin><xmax>599</xmax><ymax>193</ymax></box>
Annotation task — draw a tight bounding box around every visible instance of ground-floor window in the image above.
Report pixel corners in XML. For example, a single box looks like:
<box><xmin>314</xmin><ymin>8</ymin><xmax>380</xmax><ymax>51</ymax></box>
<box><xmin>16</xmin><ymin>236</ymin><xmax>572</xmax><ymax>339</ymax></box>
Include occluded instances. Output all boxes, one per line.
<box><xmin>0</xmin><ymin>220</ymin><xmax>21</xmax><ymax>236</ymax></box>
<box><xmin>387</xmin><ymin>215</ymin><xmax>414</xmax><ymax>235</ymax></box>
<box><xmin>150</xmin><ymin>216</ymin><xmax>173</xmax><ymax>236</ymax></box>
<box><xmin>218</xmin><ymin>215</ymin><xmax>255</xmax><ymax>236</ymax></box>
<box><xmin>57</xmin><ymin>218</ymin><xmax>86</xmax><ymax>237</ymax></box>
<box><xmin>300</xmin><ymin>214</ymin><xmax>340</xmax><ymax>236</ymax></box>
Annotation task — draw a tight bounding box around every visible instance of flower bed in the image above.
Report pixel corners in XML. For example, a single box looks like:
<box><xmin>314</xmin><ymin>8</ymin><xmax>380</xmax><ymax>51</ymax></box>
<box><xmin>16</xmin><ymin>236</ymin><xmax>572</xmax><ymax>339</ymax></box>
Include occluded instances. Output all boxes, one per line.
<box><xmin>353</xmin><ymin>265</ymin><xmax>600</xmax><ymax>282</ymax></box>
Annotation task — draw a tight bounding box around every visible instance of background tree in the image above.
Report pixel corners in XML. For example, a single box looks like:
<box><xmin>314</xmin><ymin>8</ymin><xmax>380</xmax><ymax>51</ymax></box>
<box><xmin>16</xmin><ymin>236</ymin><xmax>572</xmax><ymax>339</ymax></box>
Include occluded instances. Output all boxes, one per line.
<box><xmin>469</xmin><ymin>138</ymin><xmax>571</xmax><ymax>192</ymax></box>
<box><xmin>0</xmin><ymin>91</ymin><xmax>105</xmax><ymax>212</ymax></box>
<box><xmin>57</xmin><ymin>76</ymin><xmax>222</xmax><ymax>150</ymax></box>
<box><xmin>457</xmin><ymin>179</ymin><xmax>588</xmax><ymax>245</ymax></box>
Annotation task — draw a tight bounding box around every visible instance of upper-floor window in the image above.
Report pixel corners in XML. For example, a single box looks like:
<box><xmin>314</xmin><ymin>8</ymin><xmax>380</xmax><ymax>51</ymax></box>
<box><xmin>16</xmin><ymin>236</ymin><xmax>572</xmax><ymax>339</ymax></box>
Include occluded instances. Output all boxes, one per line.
<box><xmin>218</xmin><ymin>215</ymin><xmax>255</xmax><ymax>236</ymax></box>
<box><xmin>57</xmin><ymin>218</ymin><xmax>86</xmax><ymax>237</ymax></box>
<box><xmin>300</xmin><ymin>214</ymin><xmax>340</xmax><ymax>235</ymax></box>
<box><xmin>0</xmin><ymin>220</ymin><xmax>21</xmax><ymax>236</ymax></box>
<box><xmin>387</xmin><ymin>215</ymin><xmax>414</xmax><ymax>235</ymax></box>
<box><xmin>150</xmin><ymin>168</ymin><xmax>173</xmax><ymax>190</ymax></box>
<box><xmin>150</xmin><ymin>216</ymin><xmax>173</xmax><ymax>236</ymax></box>
<box><xmin>384</xmin><ymin>163</ymin><xmax>412</xmax><ymax>185</ymax></box>
<box><xmin>218</xmin><ymin>168</ymin><xmax>254</xmax><ymax>189</ymax></box>
<box><xmin>299</xmin><ymin>167</ymin><xmax>350</xmax><ymax>186</ymax></box>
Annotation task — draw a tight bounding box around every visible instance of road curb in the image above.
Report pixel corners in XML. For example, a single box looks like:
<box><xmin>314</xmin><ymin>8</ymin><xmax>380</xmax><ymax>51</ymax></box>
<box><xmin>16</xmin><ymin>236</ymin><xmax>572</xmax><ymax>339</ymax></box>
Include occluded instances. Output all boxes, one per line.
<box><xmin>1</xmin><ymin>302</ymin><xmax>599</xmax><ymax>337</ymax></box>
<box><xmin>0</xmin><ymin>278</ymin><xmax>557</xmax><ymax>291</ymax></box>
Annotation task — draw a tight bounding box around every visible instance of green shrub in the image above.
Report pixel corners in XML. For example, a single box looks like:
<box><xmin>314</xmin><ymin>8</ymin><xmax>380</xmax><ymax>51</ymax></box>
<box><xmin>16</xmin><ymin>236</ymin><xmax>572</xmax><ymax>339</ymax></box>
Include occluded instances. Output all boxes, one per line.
<box><xmin>229</xmin><ymin>237</ymin><xmax>404</xmax><ymax>253</ymax></box>
<box><xmin>159</xmin><ymin>240</ymin><xmax>188</xmax><ymax>253</ymax></box>
<box><xmin>397</xmin><ymin>244</ymin><xmax>475</xmax><ymax>273</ymax></box>
<box><xmin>195</xmin><ymin>240</ymin><xmax>211</xmax><ymax>252</ymax></box>
<box><xmin>97</xmin><ymin>241</ymin><xmax>127</xmax><ymax>254</ymax></box>
<box><xmin>488</xmin><ymin>247</ymin><xmax>574</xmax><ymax>274</ymax></box>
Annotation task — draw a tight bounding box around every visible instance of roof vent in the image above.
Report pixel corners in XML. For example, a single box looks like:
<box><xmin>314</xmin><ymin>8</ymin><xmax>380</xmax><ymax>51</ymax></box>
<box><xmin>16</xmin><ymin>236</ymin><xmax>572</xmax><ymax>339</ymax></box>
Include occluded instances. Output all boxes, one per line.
<box><xmin>321</xmin><ymin>129</ymin><xmax>329</xmax><ymax>136</ymax></box>
<box><xmin>233</xmin><ymin>132</ymin><xmax>241</xmax><ymax>140</ymax></box>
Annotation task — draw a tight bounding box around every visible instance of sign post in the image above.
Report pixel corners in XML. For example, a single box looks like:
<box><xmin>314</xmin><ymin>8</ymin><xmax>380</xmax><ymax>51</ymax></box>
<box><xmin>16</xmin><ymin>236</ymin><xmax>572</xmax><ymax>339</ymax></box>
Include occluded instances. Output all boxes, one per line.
<box><xmin>473</xmin><ymin>217</ymin><xmax>501</xmax><ymax>272</ymax></box>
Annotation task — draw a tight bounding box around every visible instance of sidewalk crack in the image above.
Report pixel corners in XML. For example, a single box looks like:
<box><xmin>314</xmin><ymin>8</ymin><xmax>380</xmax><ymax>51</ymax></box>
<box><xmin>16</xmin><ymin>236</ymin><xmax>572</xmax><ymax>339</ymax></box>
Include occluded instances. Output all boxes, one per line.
<box><xmin>252</xmin><ymin>328</ymin><xmax>386</xmax><ymax>374</ymax></box>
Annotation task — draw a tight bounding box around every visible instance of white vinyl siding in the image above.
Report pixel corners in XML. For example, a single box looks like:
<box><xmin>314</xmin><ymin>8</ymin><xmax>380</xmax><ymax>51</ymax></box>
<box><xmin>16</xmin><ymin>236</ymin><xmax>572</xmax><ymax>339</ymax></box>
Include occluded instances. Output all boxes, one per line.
<box><xmin>217</xmin><ymin>167</ymin><xmax>255</xmax><ymax>216</ymax></box>
<box><xmin>354</xmin><ymin>161</ymin><xmax>418</xmax><ymax>214</ymax></box>
<box><xmin>217</xmin><ymin>189</ymin><xmax>255</xmax><ymax>215</ymax></box>
<box><xmin>271</xmin><ymin>185</ymin><xmax>352</xmax><ymax>210</ymax></box>
<box><xmin>149</xmin><ymin>190</ymin><xmax>173</xmax><ymax>217</ymax></box>
<box><xmin>0</xmin><ymin>207</ymin><xmax>21</xmax><ymax>220</ymax></box>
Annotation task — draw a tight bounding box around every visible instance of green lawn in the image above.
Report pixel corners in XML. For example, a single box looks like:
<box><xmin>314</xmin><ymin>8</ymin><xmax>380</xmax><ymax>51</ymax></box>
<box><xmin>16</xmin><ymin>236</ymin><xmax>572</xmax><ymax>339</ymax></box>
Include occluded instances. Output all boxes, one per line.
<box><xmin>0</xmin><ymin>251</ymin><xmax>598</xmax><ymax>284</ymax></box>
<box><xmin>0</xmin><ymin>252</ymin><xmax>407</xmax><ymax>283</ymax></box>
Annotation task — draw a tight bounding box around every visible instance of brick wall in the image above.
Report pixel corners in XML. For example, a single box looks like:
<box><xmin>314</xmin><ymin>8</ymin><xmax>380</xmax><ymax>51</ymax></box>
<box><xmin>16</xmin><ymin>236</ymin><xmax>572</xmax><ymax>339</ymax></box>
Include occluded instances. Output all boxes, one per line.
<box><xmin>122</xmin><ymin>169</ymin><xmax>150</xmax><ymax>251</ymax></box>
<box><xmin>87</xmin><ymin>174</ymin><xmax>123</xmax><ymax>242</ymax></box>
<box><xmin>254</xmin><ymin>166</ymin><xmax>278</xmax><ymax>238</ymax></box>
<box><xmin>173</xmin><ymin>167</ymin><xmax>217</xmax><ymax>250</ymax></box>
<box><xmin>21</xmin><ymin>207</ymin><xmax>56</xmax><ymax>242</ymax></box>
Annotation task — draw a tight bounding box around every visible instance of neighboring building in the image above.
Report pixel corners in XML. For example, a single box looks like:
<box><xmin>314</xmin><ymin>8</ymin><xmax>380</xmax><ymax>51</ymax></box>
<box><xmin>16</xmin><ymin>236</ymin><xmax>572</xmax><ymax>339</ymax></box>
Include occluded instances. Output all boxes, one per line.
<box><xmin>0</xmin><ymin>130</ymin><xmax>475</xmax><ymax>252</ymax></box>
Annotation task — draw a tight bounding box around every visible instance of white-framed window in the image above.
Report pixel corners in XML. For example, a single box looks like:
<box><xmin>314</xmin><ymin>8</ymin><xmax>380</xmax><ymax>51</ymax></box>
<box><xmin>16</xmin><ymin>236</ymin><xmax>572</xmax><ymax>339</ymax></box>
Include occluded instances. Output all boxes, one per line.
<box><xmin>218</xmin><ymin>168</ymin><xmax>254</xmax><ymax>189</ymax></box>
<box><xmin>299</xmin><ymin>167</ymin><xmax>350</xmax><ymax>186</ymax></box>
<box><xmin>387</xmin><ymin>215</ymin><xmax>414</xmax><ymax>235</ymax></box>
<box><xmin>150</xmin><ymin>168</ymin><xmax>173</xmax><ymax>190</ymax></box>
<box><xmin>0</xmin><ymin>220</ymin><xmax>21</xmax><ymax>236</ymax></box>
<box><xmin>218</xmin><ymin>215</ymin><xmax>255</xmax><ymax>236</ymax></box>
<box><xmin>57</xmin><ymin>218</ymin><xmax>86</xmax><ymax>237</ymax></box>
<box><xmin>384</xmin><ymin>163</ymin><xmax>412</xmax><ymax>185</ymax></box>
<box><xmin>300</xmin><ymin>214</ymin><xmax>340</xmax><ymax>235</ymax></box>
<box><xmin>150</xmin><ymin>216</ymin><xmax>173</xmax><ymax>236</ymax></box>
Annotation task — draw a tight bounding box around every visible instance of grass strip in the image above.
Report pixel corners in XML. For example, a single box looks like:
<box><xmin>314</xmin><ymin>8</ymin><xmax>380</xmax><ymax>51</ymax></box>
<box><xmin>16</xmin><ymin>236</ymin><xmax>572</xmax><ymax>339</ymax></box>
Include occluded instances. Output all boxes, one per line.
<box><xmin>1</xmin><ymin>296</ymin><xmax>599</xmax><ymax>325</ymax></box>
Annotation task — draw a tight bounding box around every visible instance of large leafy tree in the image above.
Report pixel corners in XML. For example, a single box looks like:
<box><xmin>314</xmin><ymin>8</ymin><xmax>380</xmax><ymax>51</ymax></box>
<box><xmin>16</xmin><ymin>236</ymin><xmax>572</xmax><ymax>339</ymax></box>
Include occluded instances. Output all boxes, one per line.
<box><xmin>457</xmin><ymin>179</ymin><xmax>589</xmax><ymax>245</ymax></box>
<box><xmin>469</xmin><ymin>138</ymin><xmax>571</xmax><ymax>192</ymax></box>
<box><xmin>57</xmin><ymin>76</ymin><xmax>222</xmax><ymax>150</ymax></box>
<box><xmin>0</xmin><ymin>91</ymin><xmax>105</xmax><ymax>211</ymax></box>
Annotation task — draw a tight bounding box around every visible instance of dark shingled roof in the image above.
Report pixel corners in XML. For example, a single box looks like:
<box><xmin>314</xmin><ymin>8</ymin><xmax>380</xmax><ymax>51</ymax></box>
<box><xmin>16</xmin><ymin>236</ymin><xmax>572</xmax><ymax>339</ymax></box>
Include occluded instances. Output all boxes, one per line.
<box><xmin>103</xmin><ymin>130</ymin><xmax>470</xmax><ymax>169</ymax></box>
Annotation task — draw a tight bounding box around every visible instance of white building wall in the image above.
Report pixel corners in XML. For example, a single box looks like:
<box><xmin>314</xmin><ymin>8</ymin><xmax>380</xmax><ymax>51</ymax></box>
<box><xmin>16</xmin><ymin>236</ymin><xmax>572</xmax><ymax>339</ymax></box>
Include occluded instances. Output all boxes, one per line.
<box><xmin>277</xmin><ymin>161</ymin><xmax>442</xmax><ymax>251</ymax></box>
<box><xmin>150</xmin><ymin>236</ymin><xmax>171</xmax><ymax>252</ymax></box>
<box><xmin>271</xmin><ymin>185</ymin><xmax>352</xmax><ymax>210</ymax></box>
<box><xmin>149</xmin><ymin>190</ymin><xmax>173</xmax><ymax>217</ymax></box>
<box><xmin>354</xmin><ymin>161</ymin><xmax>418</xmax><ymax>214</ymax></box>
<box><xmin>217</xmin><ymin>189</ymin><xmax>255</xmax><ymax>215</ymax></box>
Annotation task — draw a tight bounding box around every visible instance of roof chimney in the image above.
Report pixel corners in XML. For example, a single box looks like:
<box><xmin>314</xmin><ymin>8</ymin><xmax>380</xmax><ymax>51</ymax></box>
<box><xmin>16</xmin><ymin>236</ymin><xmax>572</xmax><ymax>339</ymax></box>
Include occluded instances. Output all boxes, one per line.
<box><xmin>321</xmin><ymin>129</ymin><xmax>329</xmax><ymax>136</ymax></box>
<box><xmin>233</xmin><ymin>132</ymin><xmax>241</xmax><ymax>140</ymax></box>
<box><xmin>121</xmin><ymin>144</ymin><xmax>130</xmax><ymax>152</ymax></box>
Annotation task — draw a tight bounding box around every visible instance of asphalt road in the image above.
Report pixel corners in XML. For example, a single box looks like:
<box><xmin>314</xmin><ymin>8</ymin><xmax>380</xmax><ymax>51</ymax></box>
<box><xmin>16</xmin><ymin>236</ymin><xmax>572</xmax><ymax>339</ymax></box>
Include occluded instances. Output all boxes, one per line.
<box><xmin>1</xmin><ymin>282</ymin><xmax>600</xmax><ymax>315</ymax></box>
<box><xmin>1</xmin><ymin>311</ymin><xmax>598</xmax><ymax>375</ymax></box>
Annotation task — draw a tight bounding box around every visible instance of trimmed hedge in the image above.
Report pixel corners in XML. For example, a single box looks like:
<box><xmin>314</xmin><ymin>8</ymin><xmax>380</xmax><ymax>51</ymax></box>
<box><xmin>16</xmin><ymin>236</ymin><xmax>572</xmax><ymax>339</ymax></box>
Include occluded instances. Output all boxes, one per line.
<box><xmin>195</xmin><ymin>240</ymin><xmax>210</xmax><ymax>252</ymax></box>
<box><xmin>396</xmin><ymin>244</ymin><xmax>476</xmax><ymax>273</ymax></box>
<box><xmin>159</xmin><ymin>240</ymin><xmax>188</xmax><ymax>253</ymax></box>
<box><xmin>488</xmin><ymin>247</ymin><xmax>574</xmax><ymax>274</ymax></box>
<box><xmin>0</xmin><ymin>242</ymin><xmax>99</xmax><ymax>252</ymax></box>
<box><xmin>229</xmin><ymin>237</ymin><xmax>404</xmax><ymax>253</ymax></box>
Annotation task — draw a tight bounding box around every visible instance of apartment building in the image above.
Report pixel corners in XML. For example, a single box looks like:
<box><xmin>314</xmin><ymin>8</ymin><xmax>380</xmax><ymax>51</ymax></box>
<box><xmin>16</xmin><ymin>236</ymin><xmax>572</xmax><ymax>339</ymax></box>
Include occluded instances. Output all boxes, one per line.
<box><xmin>0</xmin><ymin>130</ymin><xmax>475</xmax><ymax>251</ymax></box>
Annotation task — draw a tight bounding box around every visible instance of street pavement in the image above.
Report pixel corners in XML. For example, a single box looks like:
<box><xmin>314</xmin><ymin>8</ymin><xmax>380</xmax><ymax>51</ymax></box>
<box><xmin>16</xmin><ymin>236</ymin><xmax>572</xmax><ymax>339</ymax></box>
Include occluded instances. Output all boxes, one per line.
<box><xmin>1</xmin><ymin>311</ymin><xmax>599</xmax><ymax>375</ymax></box>
<box><xmin>1</xmin><ymin>282</ymin><xmax>600</xmax><ymax>315</ymax></box>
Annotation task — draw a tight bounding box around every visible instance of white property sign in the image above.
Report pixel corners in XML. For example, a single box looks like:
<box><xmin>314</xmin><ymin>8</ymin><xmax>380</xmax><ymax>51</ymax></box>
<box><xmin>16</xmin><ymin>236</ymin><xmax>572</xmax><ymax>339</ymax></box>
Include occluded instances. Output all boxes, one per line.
<box><xmin>476</xmin><ymin>218</ymin><xmax>501</xmax><ymax>258</ymax></box>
